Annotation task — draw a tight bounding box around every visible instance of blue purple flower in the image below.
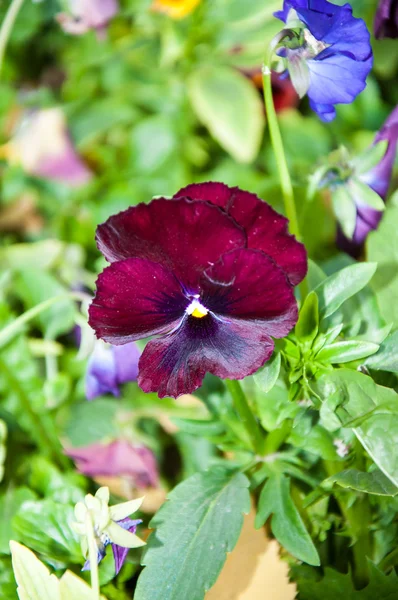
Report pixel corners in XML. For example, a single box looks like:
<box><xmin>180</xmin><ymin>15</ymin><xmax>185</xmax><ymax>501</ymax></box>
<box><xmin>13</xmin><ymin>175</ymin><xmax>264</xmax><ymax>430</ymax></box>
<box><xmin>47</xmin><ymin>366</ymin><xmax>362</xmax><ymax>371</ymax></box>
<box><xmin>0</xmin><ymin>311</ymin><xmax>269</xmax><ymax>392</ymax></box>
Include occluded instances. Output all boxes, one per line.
<box><xmin>374</xmin><ymin>0</ymin><xmax>398</xmax><ymax>39</ymax></box>
<box><xmin>88</xmin><ymin>183</ymin><xmax>306</xmax><ymax>398</ymax></box>
<box><xmin>85</xmin><ymin>340</ymin><xmax>141</xmax><ymax>400</ymax></box>
<box><xmin>315</xmin><ymin>106</ymin><xmax>398</xmax><ymax>252</ymax></box>
<box><xmin>273</xmin><ymin>0</ymin><xmax>373</xmax><ymax>122</ymax></box>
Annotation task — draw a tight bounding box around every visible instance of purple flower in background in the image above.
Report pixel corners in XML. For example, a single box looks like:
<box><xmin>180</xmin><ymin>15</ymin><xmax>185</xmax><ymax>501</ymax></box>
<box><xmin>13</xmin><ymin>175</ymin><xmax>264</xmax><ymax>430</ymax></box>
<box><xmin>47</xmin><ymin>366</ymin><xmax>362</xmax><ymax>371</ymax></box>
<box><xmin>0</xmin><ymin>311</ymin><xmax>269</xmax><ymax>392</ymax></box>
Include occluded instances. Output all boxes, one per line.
<box><xmin>274</xmin><ymin>0</ymin><xmax>373</xmax><ymax>121</ymax></box>
<box><xmin>86</xmin><ymin>340</ymin><xmax>141</xmax><ymax>400</ymax></box>
<box><xmin>374</xmin><ymin>0</ymin><xmax>398</xmax><ymax>39</ymax></box>
<box><xmin>66</xmin><ymin>440</ymin><xmax>159</xmax><ymax>488</ymax></box>
<box><xmin>316</xmin><ymin>106</ymin><xmax>398</xmax><ymax>253</ymax></box>
<box><xmin>57</xmin><ymin>0</ymin><xmax>119</xmax><ymax>36</ymax></box>
<box><xmin>2</xmin><ymin>108</ymin><xmax>91</xmax><ymax>186</ymax></box>
<box><xmin>88</xmin><ymin>183</ymin><xmax>306</xmax><ymax>398</ymax></box>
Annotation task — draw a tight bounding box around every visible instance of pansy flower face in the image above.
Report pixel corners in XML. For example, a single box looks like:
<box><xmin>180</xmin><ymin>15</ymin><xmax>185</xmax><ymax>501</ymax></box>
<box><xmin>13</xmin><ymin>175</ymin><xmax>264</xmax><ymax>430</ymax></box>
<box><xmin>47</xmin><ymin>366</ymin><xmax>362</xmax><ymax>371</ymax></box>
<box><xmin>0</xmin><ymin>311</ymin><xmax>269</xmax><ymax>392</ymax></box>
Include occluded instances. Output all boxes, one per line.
<box><xmin>274</xmin><ymin>0</ymin><xmax>373</xmax><ymax>122</ymax></box>
<box><xmin>89</xmin><ymin>183</ymin><xmax>307</xmax><ymax>398</ymax></box>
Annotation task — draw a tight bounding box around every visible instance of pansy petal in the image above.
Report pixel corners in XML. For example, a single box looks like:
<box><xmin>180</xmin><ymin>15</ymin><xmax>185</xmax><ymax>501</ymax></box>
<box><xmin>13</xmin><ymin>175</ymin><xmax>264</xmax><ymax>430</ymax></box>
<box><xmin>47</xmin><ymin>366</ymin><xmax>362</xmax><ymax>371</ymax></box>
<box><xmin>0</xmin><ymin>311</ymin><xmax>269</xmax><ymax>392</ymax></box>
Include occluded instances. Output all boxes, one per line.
<box><xmin>138</xmin><ymin>314</ymin><xmax>277</xmax><ymax>399</ymax></box>
<box><xmin>307</xmin><ymin>53</ymin><xmax>372</xmax><ymax>106</ymax></box>
<box><xmin>96</xmin><ymin>198</ymin><xmax>246</xmax><ymax>289</ymax></box>
<box><xmin>114</xmin><ymin>342</ymin><xmax>141</xmax><ymax>384</ymax></box>
<box><xmin>202</xmin><ymin>248</ymin><xmax>298</xmax><ymax>337</ymax></box>
<box><xmin>174</xmin><ymin>182</ymin><xmax>307</xmax><ymax>285</ymax></box>
<box><xmin>89</xmin><ymin>258</ymin><xmax>186</xmax><ymax>344</ymax></box>
<box><xmin>85</xmin><ymin>341</ymin><xmax>118</xmax><ymax>400</ymax></box>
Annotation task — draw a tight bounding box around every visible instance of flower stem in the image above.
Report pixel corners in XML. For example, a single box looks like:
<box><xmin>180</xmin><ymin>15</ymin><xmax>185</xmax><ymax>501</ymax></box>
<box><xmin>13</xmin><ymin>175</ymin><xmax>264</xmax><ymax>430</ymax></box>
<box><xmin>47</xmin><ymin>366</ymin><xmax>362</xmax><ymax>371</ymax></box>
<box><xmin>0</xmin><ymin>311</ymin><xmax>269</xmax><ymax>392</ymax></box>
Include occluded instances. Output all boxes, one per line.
<box><xmin>0</xmin><ymin>291</ymin><xmax>89</xmax><ymax>348</ymax></box>
<box><xmin>262</xmin><ymin>65</ymin><xmax>300</xmax><ymax>241</ymax></box>
<box><xmin>85</xmin><ymin>511</ymin><xmax>100</xmax><ymax>600</ymax></box>
<box><xmin>0</xmin><ymin>0</ymin><xmax>25</xmax><ymax>76</ymax></box>
<box><xmin>262</xmin><ymin>56</ymin><xmax>309</xmax><ymax>301</ymax></box>
<box><xmin>225</xmin><ymin>380</ymin><xmax>265</xmax><ymax>455</ymax></box>
<box><xmin>0</xmin><ymin>355</ymin><xmax>69</xmax><ymax>470</ymax></box>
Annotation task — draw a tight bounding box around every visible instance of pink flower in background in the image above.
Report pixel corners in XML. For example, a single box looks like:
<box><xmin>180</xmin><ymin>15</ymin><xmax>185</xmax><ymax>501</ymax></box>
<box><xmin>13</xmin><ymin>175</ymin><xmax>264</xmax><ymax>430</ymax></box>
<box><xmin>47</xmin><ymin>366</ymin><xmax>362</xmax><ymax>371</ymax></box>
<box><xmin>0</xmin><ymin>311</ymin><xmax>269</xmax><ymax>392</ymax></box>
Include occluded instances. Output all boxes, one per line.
<box><xmin>57</xmin><ymin>0</ymin><xmax>119</xmax><ymax>36</ymax></box>
<box><xmin>2</xmin><ymin>108</ymin><xmax>91</xmax><ymax>186</ymax></box>
<box><xmin>66</xmin><ymin>440</ymin><xmax>159</xmax><ymax>488</ymax></box>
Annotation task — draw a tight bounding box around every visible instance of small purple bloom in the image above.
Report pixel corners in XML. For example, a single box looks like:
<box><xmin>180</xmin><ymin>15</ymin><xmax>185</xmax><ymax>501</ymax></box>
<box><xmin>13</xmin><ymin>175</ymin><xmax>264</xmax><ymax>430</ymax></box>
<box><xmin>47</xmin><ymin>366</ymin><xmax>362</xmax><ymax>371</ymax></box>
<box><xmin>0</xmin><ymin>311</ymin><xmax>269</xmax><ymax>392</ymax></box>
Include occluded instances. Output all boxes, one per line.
<box><xmin>274</xmin><ymin>0</ymin><xmax>373</xmax><ymax>121</ymax></box>
<box><xmin>86</xmin><ymin>341</ymin><xmax>141</xmax><ymax>400</ymax></box>
<box><xmin>88</xmin><ymin>183</ymin><xmax>306</xmax><ymax>398</ymax></box>
<box><xmin>340</xmin><ymin>106</ymin><xmax>398</xmax><ymax>250</ymax></box>
<box><xmin>82</xmin><ymin>517</ymin><xmax>142</xmax><ymax>574</ymax></box>
<box><xmin>374</xmin><ymin>0</ymin><xmax>398</xmax><ymax>39</ymax></box>
<box><xmin>66</xmin><ymin>440</ymin><xmax>159</xmax><ymax>488</ymax></box>
<box><xmin>57</xmin><ymin>0</ymin><xmax>119</xmax><ymax>36</ymax></box>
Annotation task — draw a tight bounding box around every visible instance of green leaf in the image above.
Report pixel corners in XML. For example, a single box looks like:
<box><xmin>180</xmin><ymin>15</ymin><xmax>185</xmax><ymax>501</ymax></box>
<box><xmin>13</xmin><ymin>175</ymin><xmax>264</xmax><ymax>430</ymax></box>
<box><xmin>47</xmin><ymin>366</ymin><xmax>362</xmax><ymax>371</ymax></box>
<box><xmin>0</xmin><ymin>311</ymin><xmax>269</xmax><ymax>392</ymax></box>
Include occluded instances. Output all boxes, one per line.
<box><xmin>188</xmin><ymin>66</ymin><xmax>264</xmax><ymax>163</ymax></box>
<box><xmin>316</xmin><ymin>341</ymin><xmax>379</xmax><ymax>364</ymax></box>
<box><xmin>254</xmin><ymin>475</ymin><xmax>320</xmax><ymax>566</ymax></box>
<box><xmin>365</xmin><ymin>331</ymin><xmax>398</xmax><ymax>372</ymax></box>
<box><xmin>327</xmin><ymin>468</ymin><xmax>398</xmax><ymax>496</ymax></box>
<box><xmin>64</xmin><ymin>399</ymin><xmax>118</xmax><ymax>446</ymax></box>
<box><xmin>295</xmin><ymin>292</ymin><xmax>319</xmax><ymax>343</ymax></box>
<box><xmin>0</xmin><ymin>488</ymin><xmax>37</xmax><ymax>554</ymax></box>
<box><xmin>367</xmin><ymin>204</ymin><xmax>398</xmax><ymax>327</ymax></box>
<box><xmin>318</xmin><ymin>370</ymin><xmax>398</xmax><ymax>486</ymax></box>
<box><xmin>171</xmin><ymin>418</ymin><xmax>225</xmax><ymax>437</ymax></box>
<box><xmin>10</xmin><ymin>541</ymin><xmax>60</xmax><ymax>600</ymax></box>
<box><xmin>254</xmin><ymin>352</ymin><xmax>281</xmax><ymax>393</ymax></box>
<box><xmin>131</xmin><ymin>115</ymin><xmax>177</xmax><ymax>173</ymax></box>
<box><xmin>14</xmin><ymin>270</ymin><xmax>75</xmax><ymax>339</ymax></box>
<box><xmin>349</xmin><ymin>179</ymin><xmax>385</xmax><ymax>211</ymax></box>
<box><xmin>135</xmin><ymin>467</ymin><xmax>250</xmax><ymax>600</ymax></box>
<box><xmin>332</xmin><ymin>186</ymin><xmax>357</xmax><ymax>239</ymax></box>
<box><xmin>295</xmin><ymin>561</ymin><xmax>398</xmax><ymax>599</ymax></box>
<box><xmin>315</xmin><ymin>263</ymin><xmax>377</xmax><ymax>319</ymax></box>
<box><xmin>12</xmin><ymin>500</ymin><xmax>81</xmax><ymax>564</ymax></box>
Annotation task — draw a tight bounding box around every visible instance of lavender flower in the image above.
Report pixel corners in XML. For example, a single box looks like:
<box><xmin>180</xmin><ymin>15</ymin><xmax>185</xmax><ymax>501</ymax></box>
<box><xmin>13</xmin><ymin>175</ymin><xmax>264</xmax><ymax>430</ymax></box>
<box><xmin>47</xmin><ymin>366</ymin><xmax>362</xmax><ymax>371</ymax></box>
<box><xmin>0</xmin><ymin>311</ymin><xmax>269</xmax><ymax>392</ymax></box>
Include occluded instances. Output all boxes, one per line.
<box><xmin>273</xmin><ymin>0</ymin><xmax>373</xmax><ymax>121</ymax></box>
<box><xmin>86</xmin><ymin>340</ymin><xmax>141</xmax><ymax>400</ymax></box>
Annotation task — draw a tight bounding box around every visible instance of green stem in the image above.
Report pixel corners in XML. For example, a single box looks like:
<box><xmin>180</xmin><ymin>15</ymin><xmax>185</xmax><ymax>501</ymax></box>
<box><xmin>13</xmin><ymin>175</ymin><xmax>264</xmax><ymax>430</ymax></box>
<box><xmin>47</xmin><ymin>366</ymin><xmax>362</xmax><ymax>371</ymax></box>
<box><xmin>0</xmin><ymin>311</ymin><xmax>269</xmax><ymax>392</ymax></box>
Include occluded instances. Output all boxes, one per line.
<box><xmin>0</xmin><ymin>356</ymin><xmax>68</xmax><ymax>470</ymax></box>
<box><xmin>262</xmin><ymin>57</ymin><xmax>309</xmax><ymax>301</ymax></box>
<box><xmin>85</xmin><ymin>511</ymin><xmax>100</xmax><ymax>600</ymax></box>
<box><xmin>0</xmin><ymin>0</ymin><xmax>25</xmax><ymax>75</ymax></box>
<box><xmin>263</xmin><ymin>420</ymin><xmax>292</xmax><ymax>454</ymax></box>
<box><xmin>0</xmin><ymin>291</ymin><xmax>89</xmax><ymax>348</ymax></box>
<box><xmin>262</xmin><ymin>64</ymin><xmax>300</xmax><ymax>240</ymax></box>
<box><xmin>225</xmin><ymin>380</ymin><xmax>265</xmax><ymax>455</ymax></box>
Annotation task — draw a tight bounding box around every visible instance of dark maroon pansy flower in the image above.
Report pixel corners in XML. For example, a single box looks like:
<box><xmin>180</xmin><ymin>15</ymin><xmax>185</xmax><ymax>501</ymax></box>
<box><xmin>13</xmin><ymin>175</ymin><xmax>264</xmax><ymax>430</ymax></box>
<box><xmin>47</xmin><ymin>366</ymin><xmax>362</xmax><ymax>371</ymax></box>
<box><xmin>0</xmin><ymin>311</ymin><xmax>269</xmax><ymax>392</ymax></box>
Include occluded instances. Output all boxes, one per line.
<box><xmin>89</xmin><ymin>183</ymin><xmax>306</xmax><ymax>398</ymax></box>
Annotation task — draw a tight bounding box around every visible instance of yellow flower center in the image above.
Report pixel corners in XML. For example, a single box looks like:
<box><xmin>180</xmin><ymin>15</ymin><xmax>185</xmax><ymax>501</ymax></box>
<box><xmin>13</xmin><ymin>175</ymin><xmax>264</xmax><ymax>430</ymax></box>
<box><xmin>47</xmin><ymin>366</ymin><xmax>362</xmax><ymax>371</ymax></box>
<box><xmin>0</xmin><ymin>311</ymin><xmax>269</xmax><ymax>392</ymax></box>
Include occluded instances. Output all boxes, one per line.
<box><xmin>186</xmin><ymin>298</ymin><xmax>208</xmax><ymax>319</ymax></box>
